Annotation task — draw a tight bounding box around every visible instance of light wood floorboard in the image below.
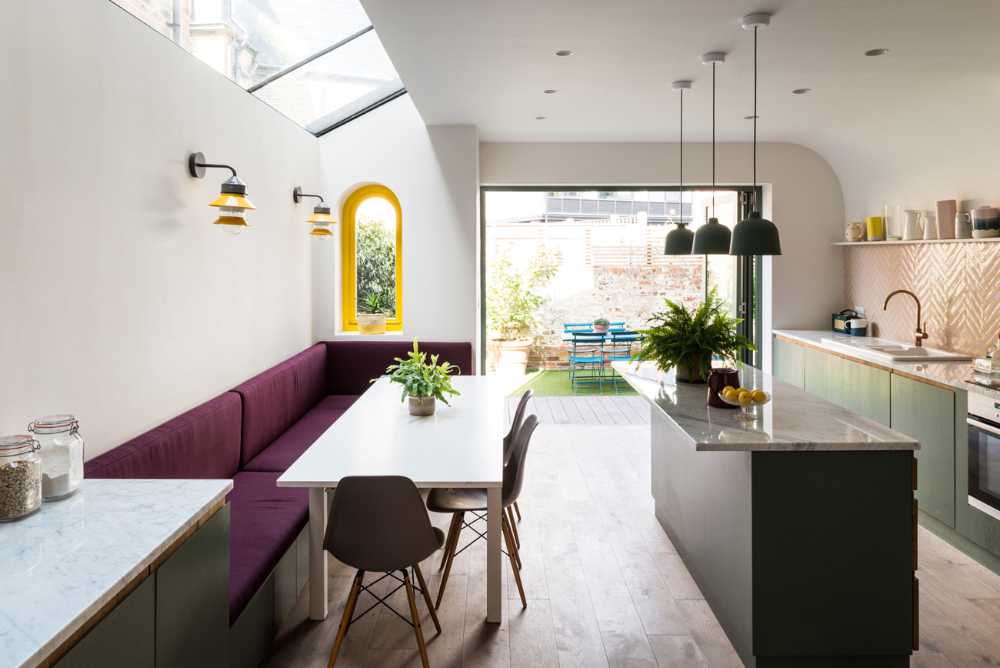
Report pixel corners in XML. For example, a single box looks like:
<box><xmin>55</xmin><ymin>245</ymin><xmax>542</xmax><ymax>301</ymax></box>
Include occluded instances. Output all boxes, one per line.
<box><xmin>265</xmin><ymin>424</ymin><xmax>1000</xmax><ymax>667</ymax></box>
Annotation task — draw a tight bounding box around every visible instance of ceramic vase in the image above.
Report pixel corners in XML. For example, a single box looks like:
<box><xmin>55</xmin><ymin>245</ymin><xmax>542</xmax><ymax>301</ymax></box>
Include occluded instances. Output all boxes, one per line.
<box><xmin>936</xmin><ymin>200</ymin><xmax>956</xmax><ymax>239</ymax></box>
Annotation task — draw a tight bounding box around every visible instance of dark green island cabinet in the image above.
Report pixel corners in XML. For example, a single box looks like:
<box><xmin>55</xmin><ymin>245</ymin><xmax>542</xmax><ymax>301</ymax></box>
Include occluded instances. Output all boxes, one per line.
<box><xmin>615</xmin><ymin>361</ymin><xmax>919</xmax><ymax>668</ymax></box>
<box><xmin>775</xmin><ymin>333</ymin><xmax>1000</xmax><ymax>575</ymax></box>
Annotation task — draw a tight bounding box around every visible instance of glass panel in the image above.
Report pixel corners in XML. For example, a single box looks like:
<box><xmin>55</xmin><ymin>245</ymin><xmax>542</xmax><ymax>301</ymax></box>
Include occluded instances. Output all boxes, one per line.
<box><xmin>253</xmin><ymin>29</ymin><xmax>402</xmax><ymax>132</ymax></box>
<box><xmin>355</xmin><ymin>196</ymin><xmax>397</xmax><ymax>319</ymax></box>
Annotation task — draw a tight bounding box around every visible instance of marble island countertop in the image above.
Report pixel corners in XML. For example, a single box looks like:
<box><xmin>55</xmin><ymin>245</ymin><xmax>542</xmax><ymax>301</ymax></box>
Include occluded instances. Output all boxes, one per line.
<box><xmin>613</xmin><ymin>361</ymin><xmax>918</xmax><ymax>452</ymax></box>
<box><xmin>0</xmin><ymin>478</ymin><xmax>232</xmax><ymax>668</ymax></box>
<box><xmin>774</xmin><ymin>330</ymin><xmax>1000</xmax><ymax>401</ymax></box>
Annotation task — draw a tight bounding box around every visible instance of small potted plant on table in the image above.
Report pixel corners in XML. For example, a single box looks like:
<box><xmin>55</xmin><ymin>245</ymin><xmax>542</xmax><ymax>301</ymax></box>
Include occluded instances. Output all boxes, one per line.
<box><xmin>385</xmin><ymin>340</ymin><xmax>461</xmax><ymax>416</ymax></box>
<box><xmin>592</xmin><ymin>318</ymin><xmax>610</xmax><ymax>333</ymax></box>
<box><xmin>634</xmin><ymin>290</ymin><xmax>754</xmax><ymax>383</ymax></box>
<box><xmin>358</xmin><ymin>292</ymin><xmax>389</xmax><ymax>335</ymax></box>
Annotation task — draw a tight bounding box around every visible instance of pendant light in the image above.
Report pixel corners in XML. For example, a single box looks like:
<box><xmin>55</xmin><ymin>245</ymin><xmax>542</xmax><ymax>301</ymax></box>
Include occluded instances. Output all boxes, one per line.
<box><xmin>692</xmin><ymin>51</ymin><xmax>732</xmax><ymax>254</ymax></box>
<box><xmin>730</xmin><ymin>13</ymin><xmax>782</xmax><ymax>256</ymax></box>
<box><xmin>665</xmin><ymin>79</ymin><xmax>694</xmax><ymax>255</ymax></box>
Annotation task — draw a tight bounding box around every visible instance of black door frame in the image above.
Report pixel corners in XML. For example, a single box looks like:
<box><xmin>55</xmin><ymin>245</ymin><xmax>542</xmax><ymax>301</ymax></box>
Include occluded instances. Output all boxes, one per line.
<box><xmin>479</xmin><ymin>185</ymin><xmax>764</xmax><ymax>373</ymax></box>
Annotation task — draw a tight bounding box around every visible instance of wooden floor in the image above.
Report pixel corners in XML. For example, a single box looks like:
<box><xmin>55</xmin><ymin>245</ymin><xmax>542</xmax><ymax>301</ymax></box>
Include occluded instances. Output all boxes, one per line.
<box><xmin>265</xmin><ymin>423</ymin><xmax>1000</xmax><ymax>668</ymax></box>
<box><xmin>505</xmin><ymin>395</ymin><xmax>651</xmax><ymax>426</ymax></box>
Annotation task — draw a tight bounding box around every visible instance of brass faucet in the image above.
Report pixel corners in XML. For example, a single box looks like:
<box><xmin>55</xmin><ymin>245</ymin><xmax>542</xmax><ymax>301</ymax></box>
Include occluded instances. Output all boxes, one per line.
<box><xmin>883</xmin><ymin>289</ymin><xmax>929</xmax><ymax>347</ymax></box>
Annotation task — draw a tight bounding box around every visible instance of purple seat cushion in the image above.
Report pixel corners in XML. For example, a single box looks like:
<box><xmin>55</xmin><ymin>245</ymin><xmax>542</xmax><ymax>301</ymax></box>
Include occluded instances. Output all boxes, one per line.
<box><xmin>85</xmin><ymin>392</ymin><xmax>242</xmax><ymax>479</ymax></box>
<box><xmin>324</xmin><ymin>341</ymin><xmax>473</xmax><ymax>396</ymax></box>
<box><xmin>233</xmin><ymin>343</ymin><xmax>328</xmax><ymax>468</ymax></box>
<box><xmin>242</xmin><ymin>395</ymin><xmax>359</xmax><ymax>473</ymax></box>
<box><xmin>228</xmin><ymin>471</ymin><xmax>308</xmax><ymax>622</ymax></box>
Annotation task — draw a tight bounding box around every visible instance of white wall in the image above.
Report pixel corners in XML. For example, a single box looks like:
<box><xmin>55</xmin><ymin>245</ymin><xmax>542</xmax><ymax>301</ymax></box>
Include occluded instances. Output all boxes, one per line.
<box><xmin>314</xmin><ymin>96</ymin><xmax>479</xmax><ymax>349</ymax></box>
<box><xmin>480</xmin><ymin>142</ymin><xmax>846</xmax><ymax>369</ymax></box>
<box><xmin>0</xmin><ymin>0</ymin><xmax>319</xmax><ymax>458</ymax></box>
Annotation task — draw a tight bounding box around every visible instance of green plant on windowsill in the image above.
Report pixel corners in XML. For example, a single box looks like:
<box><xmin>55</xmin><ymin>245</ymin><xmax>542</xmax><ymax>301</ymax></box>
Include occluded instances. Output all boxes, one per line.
<box><xmin>382</xmin><ymin>339</ymin><xmax>461</xmax><ymax>416</ymax></box>
<box><xmin>634</xmin><ymin>290</ymin><xmax>754</xmax><ymax>383</ymax></box>
<box><xmin>358</xmin><ymin>292</ymin><xmax>390</xmax><ymax>334</ymax></box>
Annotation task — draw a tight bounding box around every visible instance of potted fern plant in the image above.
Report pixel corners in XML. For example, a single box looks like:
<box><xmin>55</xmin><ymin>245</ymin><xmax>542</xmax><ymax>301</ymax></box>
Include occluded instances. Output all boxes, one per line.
<box><xmin>634</xmin><ymin>290</ymin><xmax>754</xmax><ymax>383</ymax></box>
<box><xmin>384</xmin><ymin>339</ymin><xmax>461</xmax><ymax>416</ymax></box>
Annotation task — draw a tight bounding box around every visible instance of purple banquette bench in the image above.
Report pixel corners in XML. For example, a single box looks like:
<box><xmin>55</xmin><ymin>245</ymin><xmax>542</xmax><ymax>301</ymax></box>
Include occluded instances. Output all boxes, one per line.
<box><xmin>85</xmin><ymin>340</ymin><xmax>473</xmax><ymax>633</ymax></box>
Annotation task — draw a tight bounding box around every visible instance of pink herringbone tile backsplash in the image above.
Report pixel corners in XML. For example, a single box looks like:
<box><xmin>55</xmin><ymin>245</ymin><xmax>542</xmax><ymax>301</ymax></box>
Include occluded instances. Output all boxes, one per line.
<box><xmin>844</xmin><ymin>242</ymin><xmax>1000</xmax><ymax>356</ymax></box>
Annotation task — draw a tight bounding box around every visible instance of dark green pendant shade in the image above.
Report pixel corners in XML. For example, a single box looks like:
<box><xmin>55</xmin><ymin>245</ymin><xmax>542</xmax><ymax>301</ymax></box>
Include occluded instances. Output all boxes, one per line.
<box><xmin>692</xmin><ymin>217</ymin><xmax>732</xmax><ymax>254</ymax></box>
<box><xmin>664</xmin><ymin>223</ymin><xmax>694</xmax><ymax>255</ymax></box>
<box><xmin>730</xmin><ymin>211</ymin><xmax>781</xmax><ymax>255</ymax></box>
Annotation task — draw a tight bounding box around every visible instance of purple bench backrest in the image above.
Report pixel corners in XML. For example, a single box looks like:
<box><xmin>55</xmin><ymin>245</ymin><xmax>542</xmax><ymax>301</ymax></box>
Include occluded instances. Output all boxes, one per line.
<box><xmin>324</xmin><ymin>341</ymin><xmax>474</xmax><ymax>396</ymax></box>
<box><xmin>85</xmin><ymin>392</ymin><xmax>242</xmax><ymax>479</ymax></box>
<box><xmin>231</xmin><ymin>343</ymin><xmax>328</xmax><ymax>468</ymax></box>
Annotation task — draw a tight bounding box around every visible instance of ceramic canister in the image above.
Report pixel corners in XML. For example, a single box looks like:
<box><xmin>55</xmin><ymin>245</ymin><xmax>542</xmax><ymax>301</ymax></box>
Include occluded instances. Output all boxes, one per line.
<box><xmin>845</xmin><ymin>222</ymin><xmax>865</xmax><ymax>242</ymax></box>
<box><xmin>865</xmin><ymin>216</ymin><xmax>886</xmax><ymax>241</ymax></box>
<box><xmin>936</xmin><ymin>200</ymin><xmax>956</xmax><ymax>239</ymax></box>
<box><xmin>972</xmin><ymin>206</ymin><xmax>1000</xmax><ymax>238</ymax></box>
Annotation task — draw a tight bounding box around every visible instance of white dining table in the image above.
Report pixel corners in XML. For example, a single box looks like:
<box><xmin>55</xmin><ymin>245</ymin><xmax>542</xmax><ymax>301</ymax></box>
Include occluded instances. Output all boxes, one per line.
<box><xmin>277</xmin><ymin>375</ymin><xmax>507</xmax><ymax>623</ymax></box>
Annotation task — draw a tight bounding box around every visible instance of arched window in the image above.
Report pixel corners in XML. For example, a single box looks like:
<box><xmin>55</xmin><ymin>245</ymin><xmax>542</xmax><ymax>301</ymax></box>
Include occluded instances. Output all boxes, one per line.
<box><xmin>341</xmin><ymin>185</ymin><xmax>403</xmax><ymax>332</ymax></box>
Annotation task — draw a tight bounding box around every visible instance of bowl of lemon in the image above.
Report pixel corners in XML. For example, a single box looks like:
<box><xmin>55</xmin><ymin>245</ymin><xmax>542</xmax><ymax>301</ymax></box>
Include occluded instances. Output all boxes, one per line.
<box><xmin>718</xmin><ymin>386</ymin><xmax>771</xmax><ymax>421</ymax></box>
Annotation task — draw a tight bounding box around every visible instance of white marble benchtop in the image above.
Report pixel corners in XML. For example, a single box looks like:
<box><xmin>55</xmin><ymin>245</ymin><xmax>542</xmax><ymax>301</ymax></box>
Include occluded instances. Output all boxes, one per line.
<box><xmin>613</xmin><ymin>361</ymin><xmax>918</xmax><ymax>452</ymax></box>
<box><xmin>0</xmin><ymin>478</ymin><xmax>232</xmax><ymax>668</ymax></box>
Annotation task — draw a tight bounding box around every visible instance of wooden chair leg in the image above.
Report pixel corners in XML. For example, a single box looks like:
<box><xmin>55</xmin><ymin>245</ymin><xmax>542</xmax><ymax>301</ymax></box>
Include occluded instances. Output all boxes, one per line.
<box><xmin>502</xmin><ymin>515</ymin><xmax>527</xmax><ymax>608</ymax></box>
<box><xmin>327</xmin><ymin>569</ymin><xmax>364</xmax><ymax>668</ymax></box>
<box><xmin>435</xmin><ymin>511</ymin><xmax>463</xmax><ymax>609</ymax></box>
<box><xmin>438</xmin><ymin>512</ymin><xmax>461</xmax><ymax>572</ymax></box>
<box><xmin>403</xmin><ymin>570</ymin><xmax>431</xmax><ymax>668</ymax></box>
<box><xmin>513</xmin><ymin>500</ymin><xmax>522</xmax><ymax>522</ymax></box>
<box><xmin>506</xmin><ymin>506</ymin><xmax>521</xmax><ymax>550</ymax></box>
<box><xmin>412</xmin><ymin>564</ymin><xmax>441</xmax><ymax>634</ymax></box>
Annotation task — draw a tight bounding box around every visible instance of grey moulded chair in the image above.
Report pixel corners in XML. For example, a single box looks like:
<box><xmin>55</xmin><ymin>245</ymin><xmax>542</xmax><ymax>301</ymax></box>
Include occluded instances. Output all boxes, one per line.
<box><xmin>427</xmin><ymin>414</ymin><xmax>539</xmax><ymax>610</ymax></box>
<box><xmin>505</xmin><ymin>389</ymin><xmax>533</xmax><ymax>525</ymax></box>
<box><xmin>324</xmin><ymin>476</ymin><xmax>445</xmax><ymax>668</ymax></box>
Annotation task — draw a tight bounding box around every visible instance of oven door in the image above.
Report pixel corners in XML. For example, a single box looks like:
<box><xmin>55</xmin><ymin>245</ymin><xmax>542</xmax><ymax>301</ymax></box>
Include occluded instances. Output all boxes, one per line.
<box><xmin>969</xmin><ymin>413</ymin><xmax>1000</xmax><ymax>520</ymax></box>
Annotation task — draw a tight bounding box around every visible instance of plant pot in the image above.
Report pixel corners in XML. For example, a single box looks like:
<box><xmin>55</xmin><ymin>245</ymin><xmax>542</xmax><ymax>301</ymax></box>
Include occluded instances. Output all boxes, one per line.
<box><xmin>673</xmin><ymin>354</ymin><xmax>712</xmax><ymax>384</ymax></box>
<box><xmin>408</xmin><ymin>396</ymin><xmax>436</xmax><ymax>416</ymax></box>
<box><xmin>593</xmin><ymin>323</ymin><xmax>609</xmax><ymax>333</ymax></box>
<box><xmin>357</xmin><ymin>313</ymin><xmax>387</xmax><ymax>335</ymax></box>
<box><xmin>497</xmin><ymin>339</ymin><xmax>532</xmax><ymax>376</ymax></box>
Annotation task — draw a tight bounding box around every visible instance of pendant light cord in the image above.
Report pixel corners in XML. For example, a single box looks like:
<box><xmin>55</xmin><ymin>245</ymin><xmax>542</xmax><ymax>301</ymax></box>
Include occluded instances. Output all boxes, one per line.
<box><xmin>752</xmin><ymin>25</ymin><xmax>758</xmax><ymax>210</ymax></box>
<box><xmin>711</xmin><ymin>61</ymin><xmax>716</xmax><ymax>218</ymax></box>
<box><xmin>679</xmin><ymin>87</ymin><xmax>684</xmax><ymax>226</ymax></box>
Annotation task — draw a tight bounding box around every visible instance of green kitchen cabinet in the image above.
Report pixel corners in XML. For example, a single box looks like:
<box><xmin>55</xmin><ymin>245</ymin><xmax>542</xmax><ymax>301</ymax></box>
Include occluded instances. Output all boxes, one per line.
<box><xmin>838</xmin><ymin>357</ymin><xmax>891</xmax><ymax>426</ymax></box>
<box><xmin>55</xmin><ymin>576</ymin><xmax>155</xmax><ymax>668</ymax></box>
<box><xmin>803</xmin><ymin>346</ymin><xmax>838</xmax><ymax>402</ymax></box>
<box><xmin>773</xmin><ymin>338</ymin><xmax>805</xmax><ymax>388</ymax></box>
<box><xmin>891</xmin><ymin>374</ymin><xmax>956</xmax><ymax>528</ymax></box>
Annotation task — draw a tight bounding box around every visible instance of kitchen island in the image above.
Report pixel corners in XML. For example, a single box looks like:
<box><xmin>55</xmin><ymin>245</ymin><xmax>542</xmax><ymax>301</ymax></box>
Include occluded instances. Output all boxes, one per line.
<box><xmin>613</xmin><ymin>361</ymin><xmax>919</xmax><ymax>668</ymax></box>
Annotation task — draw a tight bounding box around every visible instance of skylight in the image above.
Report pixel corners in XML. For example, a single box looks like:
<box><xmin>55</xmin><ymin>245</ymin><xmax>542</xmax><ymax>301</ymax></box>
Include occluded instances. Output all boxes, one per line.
<box><xmin>110</xmin><ymin>0</ymin><xmax>405</xmax><ymax>135</ymax></box>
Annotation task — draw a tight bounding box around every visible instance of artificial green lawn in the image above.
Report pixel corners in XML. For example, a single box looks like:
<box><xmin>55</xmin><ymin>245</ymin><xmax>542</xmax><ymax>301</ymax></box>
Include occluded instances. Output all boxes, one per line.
<box><xmin>511</xmin><ymin>370</ymin><xmax>638</xmax><ymax>397</ymax></box>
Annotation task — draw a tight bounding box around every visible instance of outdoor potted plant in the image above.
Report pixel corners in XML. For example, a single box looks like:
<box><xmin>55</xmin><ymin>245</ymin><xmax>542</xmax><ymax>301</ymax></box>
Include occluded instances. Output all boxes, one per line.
<box><xmin>593</xmin><ymin>317</ymin><xmax>610</xmax><ymax>333</ymax></box>
<box><xmin>384</xmin><ymin>339</ymin><xmax>461</xmax><ymax>416</ymax></box>
<box><xmin>634</xmin><ymin>290</ymin><xmax>754</xmax><ymax>383</ymax></box>
<box><xmin>486</xmin><ymin>252</ymin><xmax>558</xmax><ymax>376</ymax></box>
<box><xmin>357</xmin><ymin>292</ymin><xmax>389</xmax><ymax>335</ymax></box>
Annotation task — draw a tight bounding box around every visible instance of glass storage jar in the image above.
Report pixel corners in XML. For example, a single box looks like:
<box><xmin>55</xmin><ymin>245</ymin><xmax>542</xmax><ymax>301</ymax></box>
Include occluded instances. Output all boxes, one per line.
<box><xmin>0</xmin><ymin>435</ymin><xmax>43</xmax><ymax>521</ymax></box>
<box><xmin>29</xmin><ymin>414</ymin><xmax>84</xmax><ymax>500</ymax></box>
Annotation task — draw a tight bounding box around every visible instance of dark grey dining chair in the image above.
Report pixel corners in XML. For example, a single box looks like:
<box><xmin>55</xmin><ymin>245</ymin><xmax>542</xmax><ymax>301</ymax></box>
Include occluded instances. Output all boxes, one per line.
<box><xmin>324</xmin><ymin>476</ymin><xmax>444</xmax><ymax>668</ymax></box>
<box><xmin>428</xmin><ymin>414</ymin><xmax>539</xmax><ymax>610</ymax></box>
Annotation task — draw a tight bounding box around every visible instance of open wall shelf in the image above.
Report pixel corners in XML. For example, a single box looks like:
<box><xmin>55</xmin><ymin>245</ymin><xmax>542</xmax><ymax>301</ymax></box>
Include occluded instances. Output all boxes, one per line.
<box><xmin>834</xmin><ymin>237</ymin><xmax>1000</xmax><ymax>247</ymax></box>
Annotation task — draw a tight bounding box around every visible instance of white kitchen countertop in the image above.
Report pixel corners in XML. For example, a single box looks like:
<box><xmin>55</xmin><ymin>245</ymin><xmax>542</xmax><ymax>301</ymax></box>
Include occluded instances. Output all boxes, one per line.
<box><xmin>0</xmin><ymin>478</ymin><xmax>232</xmax><ymax>668</ymax></box>
<box><xmin>774</xmin><ymin>330</ymin><xmax>1000</xmax><ymax>402</ymax></box>
<box><xmin>613</xmin><ymin>361</ymin><xmax>918</xmax><ymax>452</ymax></box>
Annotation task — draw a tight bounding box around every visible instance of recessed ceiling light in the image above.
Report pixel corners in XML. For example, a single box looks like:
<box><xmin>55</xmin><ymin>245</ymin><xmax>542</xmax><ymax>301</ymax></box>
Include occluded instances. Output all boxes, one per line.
<box><xmin>792</xmin><ymin>88</ymin><xmax>811</xmax><ymax>95</ymax></box>
<box><xmin>865</xmin><ymin>48</ymin><xmax>890</xmax><ymax>57</ymax></box>
<box><xmin>535</xmin><ymin>116</ymin><xmax>547</xmax><ymax>120</ymax></box>
<box><xmin>555</xmin><ymin>50</ymin><xmax>572</xmax><ymax>57</ymax></box>
<box><xmin>543</xmin><ymin>89</ymin><xmax>557</xmax><ymax>94</ymax></box>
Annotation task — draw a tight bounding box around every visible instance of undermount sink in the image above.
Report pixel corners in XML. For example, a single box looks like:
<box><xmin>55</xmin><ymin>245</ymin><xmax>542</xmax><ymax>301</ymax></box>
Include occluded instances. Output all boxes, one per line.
<box><xmin>819</xmin><ymin>336</ymin><xmax>972</xmax><ymax>363</ymax></box>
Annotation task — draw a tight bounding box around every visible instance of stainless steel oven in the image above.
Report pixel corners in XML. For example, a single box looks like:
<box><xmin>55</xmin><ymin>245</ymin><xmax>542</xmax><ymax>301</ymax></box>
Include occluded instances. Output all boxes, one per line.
<box><xmin>969</xmin><ymin>392</ymin><xmax>1000</xmax><ymax>520</ymax></box>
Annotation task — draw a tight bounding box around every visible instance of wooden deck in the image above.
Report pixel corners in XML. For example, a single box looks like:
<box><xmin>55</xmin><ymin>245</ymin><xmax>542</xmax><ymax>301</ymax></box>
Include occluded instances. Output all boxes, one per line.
<box><xmin>506</xmin><ymin>395</ymin><xmax>651</xmax><ymax>426</ymax></box>
<box><xmin>265</xmin><ymin>423</ymin><xmax>1000</xmax><ymax>668</ymax></box>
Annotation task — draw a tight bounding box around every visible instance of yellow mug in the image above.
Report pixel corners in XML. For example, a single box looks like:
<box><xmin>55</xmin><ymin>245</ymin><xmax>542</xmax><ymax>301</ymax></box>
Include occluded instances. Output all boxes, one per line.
<box><xmin>865</xmin><ymin>216</ymin><xmax>885</xmax><ymax>241</ymax></box>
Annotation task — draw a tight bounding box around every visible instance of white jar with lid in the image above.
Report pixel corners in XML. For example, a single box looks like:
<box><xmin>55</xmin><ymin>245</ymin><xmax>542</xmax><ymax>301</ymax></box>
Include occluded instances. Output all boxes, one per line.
<box><xmin>0</xmin><ymin>435</ymin><xmax>43</xmax><ymax>521</ymax></box>
<box><xmin>28</xmin><ymin>415</ymin><xmax>84</xmax><ymax>500</ymax></box>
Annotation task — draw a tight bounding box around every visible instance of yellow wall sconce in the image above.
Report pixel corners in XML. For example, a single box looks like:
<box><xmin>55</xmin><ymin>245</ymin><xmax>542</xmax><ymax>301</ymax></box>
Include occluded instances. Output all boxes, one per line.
<box><xmin>188</xmin><ymin>152</ymin><xmax>255</xmax><ymax>234</ymax></box>
<box><xmin>293</xmin><ymin>186</ymin><xmax>336</xmax><ymax>237</ymax></box>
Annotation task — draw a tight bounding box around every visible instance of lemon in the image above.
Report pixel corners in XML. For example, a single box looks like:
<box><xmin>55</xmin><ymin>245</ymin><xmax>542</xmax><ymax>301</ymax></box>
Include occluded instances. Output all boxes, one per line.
<box><xmin>750</xmin><ymin>389</ymin><xmax>767</xmax><ymax>404</ymax></box>
<box><xmin>722</xmin><ymin>386</ymin><xmax>738</xmax><ymax>401</ymax></box>
<box><xmin>737</xmin><ymin>390</ymin><xmax>752</xmax><ymax>406</ymax></box>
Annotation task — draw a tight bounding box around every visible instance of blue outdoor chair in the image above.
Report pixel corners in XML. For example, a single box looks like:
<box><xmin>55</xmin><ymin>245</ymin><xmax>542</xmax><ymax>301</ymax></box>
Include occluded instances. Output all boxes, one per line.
<box><xmin>568</xmin><ymin>332</ymin><xmax>606</xmax><ymax>389</ymax></box>
<box><xmin>604</xmin><ymin>329</ymin><xmax>642</xmax><ymax>389</ymax></box>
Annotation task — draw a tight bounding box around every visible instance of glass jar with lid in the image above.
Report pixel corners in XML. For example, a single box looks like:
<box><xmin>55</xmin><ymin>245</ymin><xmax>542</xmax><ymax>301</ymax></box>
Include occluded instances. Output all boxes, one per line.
<box><xmin>28</xmin><ymin>415</ymin><xmax>84</xmax><ymax>500</ymax></box>
<box><xmin>0</xmin><ymin>435</ymin><xmax>43</xmax><ymax>521</ymax></box>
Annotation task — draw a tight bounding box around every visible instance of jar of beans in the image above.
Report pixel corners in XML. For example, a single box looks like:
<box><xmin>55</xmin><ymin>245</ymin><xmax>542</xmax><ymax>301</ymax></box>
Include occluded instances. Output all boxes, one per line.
<box><xmin>0</xmin><ymin>435</ymin><xmax>42</xmax><ymax>521</ymax></box>
<box><xmin>29</xmin><ymin>415</ymin><xmax>85</xmax><ymax>500</ymax></box>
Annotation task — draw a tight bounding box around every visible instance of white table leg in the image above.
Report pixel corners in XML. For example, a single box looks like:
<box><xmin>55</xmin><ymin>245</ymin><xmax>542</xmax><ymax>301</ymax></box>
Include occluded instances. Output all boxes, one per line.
<box><xmin>486</xmin><ymin>487</ymin><xmax>502</xmax><ymax>623</ymax></box>
<box><xmin>308</xmin><ymin>487</ymin><xmax>329</xmax><ymax>620</ymax></box>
